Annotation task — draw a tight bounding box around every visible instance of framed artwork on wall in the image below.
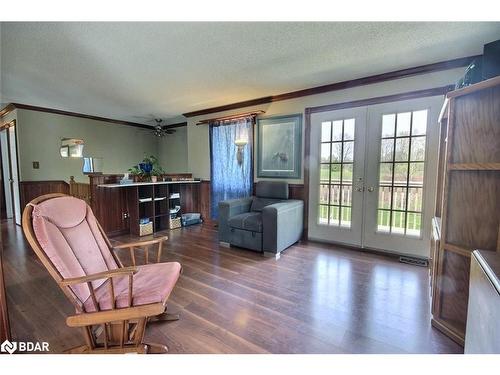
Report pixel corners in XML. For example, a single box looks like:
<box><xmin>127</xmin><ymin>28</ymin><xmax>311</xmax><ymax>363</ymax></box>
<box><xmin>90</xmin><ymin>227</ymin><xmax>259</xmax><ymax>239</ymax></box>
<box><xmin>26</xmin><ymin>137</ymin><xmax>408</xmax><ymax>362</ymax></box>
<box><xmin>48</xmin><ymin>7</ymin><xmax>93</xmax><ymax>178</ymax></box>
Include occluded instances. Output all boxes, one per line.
<box><xmin>256</xmin><ymin>114</ymin><xmax>302</xmax><ymax>179</ymax></box>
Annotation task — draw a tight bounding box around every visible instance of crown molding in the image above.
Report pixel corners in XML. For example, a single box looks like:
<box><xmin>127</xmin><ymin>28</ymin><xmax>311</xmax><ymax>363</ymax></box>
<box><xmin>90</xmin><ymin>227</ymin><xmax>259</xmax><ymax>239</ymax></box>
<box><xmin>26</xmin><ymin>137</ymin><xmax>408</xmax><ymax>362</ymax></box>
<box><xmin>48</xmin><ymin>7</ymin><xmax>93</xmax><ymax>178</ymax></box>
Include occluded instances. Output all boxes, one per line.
<box><xmin>183</xmin><ymin>55</ymin><xmax>478</xmax><ymax>118</ymax></box>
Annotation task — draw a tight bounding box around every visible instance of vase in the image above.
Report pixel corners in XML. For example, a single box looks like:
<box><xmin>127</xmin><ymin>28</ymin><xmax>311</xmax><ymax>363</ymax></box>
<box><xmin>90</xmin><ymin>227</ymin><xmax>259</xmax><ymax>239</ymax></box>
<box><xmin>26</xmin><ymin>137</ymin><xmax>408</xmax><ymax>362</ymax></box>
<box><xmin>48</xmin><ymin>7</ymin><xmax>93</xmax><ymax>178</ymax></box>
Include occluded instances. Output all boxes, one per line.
<box><xmin>151</xmin><ymin>176</ymin><xmax>158</xmax><ymax>183</ymax></box>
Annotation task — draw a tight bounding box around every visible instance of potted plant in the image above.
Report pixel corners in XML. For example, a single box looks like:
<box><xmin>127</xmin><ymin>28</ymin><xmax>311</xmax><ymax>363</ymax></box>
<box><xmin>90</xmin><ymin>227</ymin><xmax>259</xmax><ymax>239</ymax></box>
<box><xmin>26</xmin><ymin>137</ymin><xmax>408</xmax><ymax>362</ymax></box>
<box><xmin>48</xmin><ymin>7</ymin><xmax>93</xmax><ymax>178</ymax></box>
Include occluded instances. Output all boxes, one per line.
<box><xmin>128</xmin><ymin>155</ymin><xmax>165</xmax><ymax>182</ymax></box>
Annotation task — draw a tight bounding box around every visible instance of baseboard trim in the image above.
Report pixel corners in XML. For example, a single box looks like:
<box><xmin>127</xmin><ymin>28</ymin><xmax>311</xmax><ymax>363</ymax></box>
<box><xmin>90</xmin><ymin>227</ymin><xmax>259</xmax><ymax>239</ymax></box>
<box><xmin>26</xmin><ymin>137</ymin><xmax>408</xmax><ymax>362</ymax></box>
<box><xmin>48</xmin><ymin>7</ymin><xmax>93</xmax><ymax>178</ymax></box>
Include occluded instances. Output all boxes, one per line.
<box><xmin>431</xmin><ymin>318</ymin><xmax>465</xmax><ymax>347</ymax></box>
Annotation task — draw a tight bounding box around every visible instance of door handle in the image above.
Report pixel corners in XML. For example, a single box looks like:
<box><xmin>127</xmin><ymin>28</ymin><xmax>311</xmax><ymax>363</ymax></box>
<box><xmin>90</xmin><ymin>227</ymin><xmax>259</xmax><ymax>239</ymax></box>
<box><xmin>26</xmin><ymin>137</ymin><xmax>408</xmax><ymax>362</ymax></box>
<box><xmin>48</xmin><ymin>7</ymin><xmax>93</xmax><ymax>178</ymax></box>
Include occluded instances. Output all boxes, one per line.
<box><xmin>356</xmin><ymin>186</ymin><xmax>364</xmax><ymax>192</ymax></box>
<box><xmin>367</xmin><ymin>186</ymin><xmax>375</xmax><ymax>192</ymax></box>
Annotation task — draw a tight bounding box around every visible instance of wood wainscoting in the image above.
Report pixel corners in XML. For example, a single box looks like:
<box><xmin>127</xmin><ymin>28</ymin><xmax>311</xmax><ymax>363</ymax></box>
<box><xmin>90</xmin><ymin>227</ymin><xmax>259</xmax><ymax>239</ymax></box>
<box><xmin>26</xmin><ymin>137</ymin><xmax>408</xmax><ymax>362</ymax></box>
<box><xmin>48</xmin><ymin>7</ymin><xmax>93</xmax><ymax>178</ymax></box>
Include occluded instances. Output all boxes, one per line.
<box><xmin>69</xmin><ymin>176</ymin><xmax>91</xmax><ymax>204</ymax></box>
<box><xmin>19</xmin><ymin>180</ymin><xmax>70</xmax><ymax>210</ymax></box>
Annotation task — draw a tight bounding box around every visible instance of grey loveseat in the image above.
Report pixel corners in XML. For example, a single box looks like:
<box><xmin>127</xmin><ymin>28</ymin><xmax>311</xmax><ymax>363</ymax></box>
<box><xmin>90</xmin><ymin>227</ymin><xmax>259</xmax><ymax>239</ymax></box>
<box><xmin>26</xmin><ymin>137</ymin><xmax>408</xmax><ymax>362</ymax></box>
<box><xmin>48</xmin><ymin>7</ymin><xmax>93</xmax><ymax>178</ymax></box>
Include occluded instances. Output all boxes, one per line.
<box><xmin>218</xmin><ymin>181</ymin><xmax>303</xmax><ymax>258</ymax></box>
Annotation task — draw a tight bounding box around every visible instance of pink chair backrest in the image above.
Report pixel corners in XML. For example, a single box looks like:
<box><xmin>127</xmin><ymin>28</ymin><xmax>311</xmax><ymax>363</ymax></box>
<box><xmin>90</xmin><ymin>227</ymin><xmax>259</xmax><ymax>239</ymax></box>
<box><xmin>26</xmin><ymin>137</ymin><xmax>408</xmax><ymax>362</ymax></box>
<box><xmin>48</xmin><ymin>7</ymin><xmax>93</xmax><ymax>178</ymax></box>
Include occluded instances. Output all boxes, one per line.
<box><xmin>31</xmin><ymin>196</ymin><xmax>117</xmax><ymax>303</ymax></box>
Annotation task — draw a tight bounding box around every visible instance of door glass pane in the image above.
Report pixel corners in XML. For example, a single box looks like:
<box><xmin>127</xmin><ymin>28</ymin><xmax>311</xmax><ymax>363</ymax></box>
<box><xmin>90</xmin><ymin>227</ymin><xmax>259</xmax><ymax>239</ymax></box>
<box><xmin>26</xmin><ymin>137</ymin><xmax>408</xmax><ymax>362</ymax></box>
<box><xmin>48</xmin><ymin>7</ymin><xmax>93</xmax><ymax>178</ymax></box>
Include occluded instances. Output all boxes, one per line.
<box><xmin>378</xmin><ymin>187</ymin><xmax>392</xmax><ymax>209</ymax></box>
<box><xmin>332</xmin><ymin>121</ymin><xmax>343</xmax><ymax>141</ymax></box>
<box><xmin>409</xmin><ymin>162</ymin><xmax>424</xmax><ymax>186</ymax></box>
<box><xmin>412</xmin><ymin>110</ymin><xmax>427</xmax><ymax>135</ymax></box>
<box><xmin>391</xmin><ymin>211</ymin><xmax>406</xmax><ymax>234</ymax></box>
<box><xmin>319</xmin><ymin>185</ymin><xmax>330</xmax><ymax>204</ymax></box>
<box><xmin>318</xmin><ymin>205</ymin><xmax>329</xmax><ymax>224</ymax></box>
<box><xmin>342</xmin><ymin>185</ymin><xmax>352</xmax><ymax>206</ymax></box>
<box><xmin>410</xmin><ymin>137</ymin><xmax>426</xmax><ymax>161</ymax></box>
<box><xmin>343</xmin><ymin>141</ymin><xmax>354</xmax><ymax>162</ymax></box>
<box><xmin>321</xmin><ymin>121</ymin><xmax>332</xmax><ymax>142</ymax></box>
<box><xmin>379</xmin><ymin>163</ymin><xmax>393</xmax><ymax>185</ymax></box>
<box><xmin>341</xmin><ymin>207</ymin><xmax>352</xmax><ymax>227</ymax></box>
<box><xmin>396</xmin><ymin>112</ymin><xmax>411</xmax><ymax>136</ymax></box>
<box><xmin>406</xmin><ymin>212</ymin><xmax>422</xmax><ymax>236</ymax></box>
<box><xmin>394</xmin><ymin>163</ymin><xmax>408</xmax><ymax>185</ymax></box>
<box><xmin>380</xmin><ymin>139</ymin><xmax>394</xmax><ymax>161</ymax></box>
<box><xmin>408</xmin><ymin>187</ymin><xmax>423</xmax><ymax>212</ymax></box>
<box><xmin>344</xmin><ymin>119</ymin><xmax>355</xmax><ymax>140</ymax></box>
<box><xmin>377</xmin><ymin>210</ymin><xmax>391</xmax><ymax>232</ymax></box>
<box><xmin>376</xmin><ymin>109</ymin><xmax>427</xmax><ymax>236</ymax></box>
<box><xmin>330</xmin><ymin>185</ymin><xmax>341</xmax><ymax>205</ymax></box>
<box><xmin>382</xmin><ymin>114</ymin><xmax>395</xmax><ymax>137</ymax></box>
<box><xmin>395</xmin><ymin>138</ymin><xmax>409</xmax><ymax>161</ymax></box>
<box><xmin>317</xmin><ymin>118</ymin><xmax>356</xmax><ymax>228</ymax></box>
<box><xmin>320</xmin><ymin>164</ymin><xmax>330</xmax><ymax>183</ymax></box>
<box><xmin>330</xmin><ymin>164</ymin><xmax>341</xmax><ymax>183</ymax></box>
<box><xmin>342</xmin><ymin>164</ymin><xmax>353</xmax><ymax>183</ymax></box>
<box><xmin>329</xmin><ymin>206</ymin><xmax>340</xmax><ymax>225</ymax></box>
<box><xmin>331</xmin><ymin>143</ymin><xmax>342</xmax><ymax>163</ymax></box>
<box><xmin>321</xmin><ymin>143</ymin><xmax>331</xmax><ymax>163</ymax></box>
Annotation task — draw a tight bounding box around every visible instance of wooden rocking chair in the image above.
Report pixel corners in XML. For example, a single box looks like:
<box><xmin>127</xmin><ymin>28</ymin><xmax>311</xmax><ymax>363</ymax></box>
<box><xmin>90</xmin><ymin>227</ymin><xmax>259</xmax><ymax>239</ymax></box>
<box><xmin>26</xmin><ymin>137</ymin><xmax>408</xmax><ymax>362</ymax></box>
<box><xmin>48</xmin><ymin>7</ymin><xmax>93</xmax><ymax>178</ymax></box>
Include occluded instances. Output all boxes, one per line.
<box><xmin>22</xmin><ymin>193</ymin><xmax>181</xmax><ymax>354</ymax></box>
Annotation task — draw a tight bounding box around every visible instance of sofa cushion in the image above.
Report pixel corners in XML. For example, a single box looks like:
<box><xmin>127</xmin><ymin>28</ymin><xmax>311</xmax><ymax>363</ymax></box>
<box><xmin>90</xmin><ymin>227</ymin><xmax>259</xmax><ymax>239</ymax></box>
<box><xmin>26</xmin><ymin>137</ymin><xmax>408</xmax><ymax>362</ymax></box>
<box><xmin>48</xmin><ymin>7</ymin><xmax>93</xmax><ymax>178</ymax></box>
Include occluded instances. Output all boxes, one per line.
<box><xmin>255</xmin><ymin>181</ymin><xmax>289</xmax><ymax>199</ymax></box>
<box><xmin>250</xmin><ymin>197</ymin><xmax>282</xmax><ymax>212</ymax></box>
<box><xmin>228</xmin><ymin>212</ymin><xmax>263</xmax><ymax>233</ymax></box>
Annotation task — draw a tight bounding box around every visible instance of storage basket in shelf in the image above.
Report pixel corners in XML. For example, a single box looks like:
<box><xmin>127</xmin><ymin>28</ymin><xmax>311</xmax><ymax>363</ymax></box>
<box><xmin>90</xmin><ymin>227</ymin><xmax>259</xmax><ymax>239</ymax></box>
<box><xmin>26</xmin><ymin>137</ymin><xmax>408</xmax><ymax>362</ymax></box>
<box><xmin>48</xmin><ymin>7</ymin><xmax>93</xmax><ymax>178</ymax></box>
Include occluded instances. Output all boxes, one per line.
<box><xmin>169</xmin><ymin>217</ymin><xmax>182</xmax><ymax>229</ymax></box>
<box><xmin>139</xmin><ymin>222</ymin><xmax>153</xmax><ymax>236</ymax></box>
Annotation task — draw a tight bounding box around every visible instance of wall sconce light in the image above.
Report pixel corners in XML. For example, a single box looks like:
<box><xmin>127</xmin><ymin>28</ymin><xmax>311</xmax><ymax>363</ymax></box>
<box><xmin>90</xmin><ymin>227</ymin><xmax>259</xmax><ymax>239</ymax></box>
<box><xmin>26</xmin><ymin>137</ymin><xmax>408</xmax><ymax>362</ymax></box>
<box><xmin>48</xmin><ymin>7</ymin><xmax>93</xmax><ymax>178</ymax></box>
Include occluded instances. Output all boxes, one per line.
<box><xmin>234</xmin><ymin>138</ymin><xmax>248</xmax><ymax>165</ymax></box>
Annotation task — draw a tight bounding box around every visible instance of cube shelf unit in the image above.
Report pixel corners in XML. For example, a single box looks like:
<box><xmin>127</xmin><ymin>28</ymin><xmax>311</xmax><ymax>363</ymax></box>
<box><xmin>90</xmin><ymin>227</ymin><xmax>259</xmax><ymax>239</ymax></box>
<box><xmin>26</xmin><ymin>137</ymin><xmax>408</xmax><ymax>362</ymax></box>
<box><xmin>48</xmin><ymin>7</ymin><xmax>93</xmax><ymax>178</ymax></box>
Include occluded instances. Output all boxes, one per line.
<box><xmin>127</xmin><ymin>183</ymin><xmax>188</xmax><ymax>236</ymax></box>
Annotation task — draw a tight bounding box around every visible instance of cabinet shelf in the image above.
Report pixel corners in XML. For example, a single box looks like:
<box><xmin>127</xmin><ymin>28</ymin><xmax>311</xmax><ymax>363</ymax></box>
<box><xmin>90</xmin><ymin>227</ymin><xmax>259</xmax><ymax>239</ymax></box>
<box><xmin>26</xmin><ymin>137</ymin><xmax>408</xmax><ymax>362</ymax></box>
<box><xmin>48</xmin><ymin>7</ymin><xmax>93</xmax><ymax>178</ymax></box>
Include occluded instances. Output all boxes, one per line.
<box><xmin>448</xmin><ymin>163</ymin><xmax>500</xmax><ymax>171</ymax></box>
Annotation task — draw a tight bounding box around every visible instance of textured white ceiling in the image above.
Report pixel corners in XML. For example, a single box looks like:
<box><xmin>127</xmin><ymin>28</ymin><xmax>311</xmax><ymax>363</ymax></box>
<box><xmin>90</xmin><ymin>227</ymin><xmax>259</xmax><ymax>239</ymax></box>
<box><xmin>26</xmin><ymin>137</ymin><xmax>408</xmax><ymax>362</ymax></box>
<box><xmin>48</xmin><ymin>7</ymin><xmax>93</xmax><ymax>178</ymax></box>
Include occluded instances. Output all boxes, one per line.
<box><xmin>1</xmin><ymin>22</ymin><xmax>499</xmax><ymax>125</ymax></box>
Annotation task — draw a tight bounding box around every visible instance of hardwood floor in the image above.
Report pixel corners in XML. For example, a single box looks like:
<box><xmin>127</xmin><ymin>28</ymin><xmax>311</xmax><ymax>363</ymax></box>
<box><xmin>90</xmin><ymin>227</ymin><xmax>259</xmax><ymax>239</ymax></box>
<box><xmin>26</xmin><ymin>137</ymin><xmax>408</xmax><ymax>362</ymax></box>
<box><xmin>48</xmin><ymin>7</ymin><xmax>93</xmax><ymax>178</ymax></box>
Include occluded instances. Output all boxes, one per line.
<box><xmin>1</xmin><ymin>219</ymin><xmax>462</xmax><ymax>354</ymax></box>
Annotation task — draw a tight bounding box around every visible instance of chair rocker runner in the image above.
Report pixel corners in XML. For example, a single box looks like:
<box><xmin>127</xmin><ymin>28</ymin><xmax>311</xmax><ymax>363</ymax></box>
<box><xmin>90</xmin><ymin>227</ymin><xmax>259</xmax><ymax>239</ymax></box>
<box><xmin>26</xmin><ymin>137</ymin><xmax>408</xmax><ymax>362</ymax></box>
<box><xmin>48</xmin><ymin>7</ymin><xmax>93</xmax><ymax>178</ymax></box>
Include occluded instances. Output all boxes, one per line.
<box><xmin>22</xmin><ymin>193</ymin><xmax>182</xmax><ymax>354</ymax></box>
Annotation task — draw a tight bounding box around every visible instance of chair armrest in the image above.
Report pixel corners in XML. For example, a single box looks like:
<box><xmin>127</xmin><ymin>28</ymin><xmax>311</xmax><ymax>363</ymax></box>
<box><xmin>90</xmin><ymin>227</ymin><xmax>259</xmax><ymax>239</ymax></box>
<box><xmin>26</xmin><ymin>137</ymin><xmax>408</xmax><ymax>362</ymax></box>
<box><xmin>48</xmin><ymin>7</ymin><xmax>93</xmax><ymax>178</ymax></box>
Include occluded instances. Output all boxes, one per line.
<box><xmin>60</xmin><ymin>266</ymin><xmax>138</xmax><ymax>286</ymax></box>
<box><xmin>218</xmin><ymin>197</ymin><xmax>253</xmax><ymax>243</ymax></box>
<box><xmin>262</xmin><ymin>200</ymin><xmax>304</xmax><ymax>253</ymax></box>
<box><xmin>218</xmin><ymin>197</ymin><xmax>253</xmax><ymax>219</ymax></box>
<box><xmin>112</xmin><ymin>236</ymin><xmax>168</xmax><ymax>266</ymax></box>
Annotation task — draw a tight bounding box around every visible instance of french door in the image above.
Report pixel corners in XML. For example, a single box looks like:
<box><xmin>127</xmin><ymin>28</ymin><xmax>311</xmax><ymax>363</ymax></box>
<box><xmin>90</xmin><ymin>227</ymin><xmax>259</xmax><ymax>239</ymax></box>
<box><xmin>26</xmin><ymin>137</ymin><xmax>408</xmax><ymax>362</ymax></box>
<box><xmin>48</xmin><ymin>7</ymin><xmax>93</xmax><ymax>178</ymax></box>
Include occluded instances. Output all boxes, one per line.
<box><xmin>308</xmin><ymin>96</ymin><xmax>442</xmax><ymax>258</ymax></box>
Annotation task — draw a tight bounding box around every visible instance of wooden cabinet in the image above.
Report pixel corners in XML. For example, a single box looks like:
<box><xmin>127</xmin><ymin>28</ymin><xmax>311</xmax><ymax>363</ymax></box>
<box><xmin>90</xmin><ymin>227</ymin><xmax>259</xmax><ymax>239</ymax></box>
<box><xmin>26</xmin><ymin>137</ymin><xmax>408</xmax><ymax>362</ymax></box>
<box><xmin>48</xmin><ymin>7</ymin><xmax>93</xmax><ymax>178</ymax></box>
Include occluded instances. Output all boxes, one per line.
<box><xmin>431</xmin><ymin>76</ymin><xmax>500</xmax><ymax>345</ymax></box>
<box><xmin>465</xmin><ymin>250</ymin><xmax>500</xmax><ymax>353</ymax></box>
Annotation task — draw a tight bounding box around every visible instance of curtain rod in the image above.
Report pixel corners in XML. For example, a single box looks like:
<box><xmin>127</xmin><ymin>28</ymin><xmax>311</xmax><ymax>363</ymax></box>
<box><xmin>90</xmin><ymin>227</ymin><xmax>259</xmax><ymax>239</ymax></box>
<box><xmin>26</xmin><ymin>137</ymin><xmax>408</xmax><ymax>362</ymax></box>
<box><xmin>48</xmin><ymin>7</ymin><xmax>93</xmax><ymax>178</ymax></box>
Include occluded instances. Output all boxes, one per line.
<box><xmin>196</xmin><ymin>110</ymin><xmax>265</xmax><ymax>125</ymax></box>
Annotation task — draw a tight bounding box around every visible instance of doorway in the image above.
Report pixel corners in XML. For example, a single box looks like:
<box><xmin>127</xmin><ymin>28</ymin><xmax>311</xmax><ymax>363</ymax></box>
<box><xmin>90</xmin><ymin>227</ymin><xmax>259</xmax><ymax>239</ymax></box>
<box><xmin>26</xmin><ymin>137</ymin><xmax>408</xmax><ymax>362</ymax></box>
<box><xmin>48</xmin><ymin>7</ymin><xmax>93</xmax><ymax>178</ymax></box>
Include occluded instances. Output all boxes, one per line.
<box><xmin>308</xmin><ymin>96</ymin><xmax>442</xmax><ymax>258</ymax></box>
<box><xmin>0</xmin><ymin>120</ymin><xmax>21</xmax><ymax>225</ymax></box>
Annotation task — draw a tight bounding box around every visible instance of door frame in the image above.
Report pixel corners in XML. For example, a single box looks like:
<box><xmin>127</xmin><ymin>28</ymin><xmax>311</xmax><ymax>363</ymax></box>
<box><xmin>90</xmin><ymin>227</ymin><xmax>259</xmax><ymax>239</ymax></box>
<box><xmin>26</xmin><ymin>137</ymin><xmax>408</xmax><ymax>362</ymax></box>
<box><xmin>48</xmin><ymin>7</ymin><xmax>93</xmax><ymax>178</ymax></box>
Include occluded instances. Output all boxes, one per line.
<box><xmin>303</xmin><ymin>85</ymin><xmax>453</xmax><ymax>244</ymax></box>
<box><xmin>0</xmin><ymin>120</ymin><xmax>21</xmax><ymax>225</ymax></box>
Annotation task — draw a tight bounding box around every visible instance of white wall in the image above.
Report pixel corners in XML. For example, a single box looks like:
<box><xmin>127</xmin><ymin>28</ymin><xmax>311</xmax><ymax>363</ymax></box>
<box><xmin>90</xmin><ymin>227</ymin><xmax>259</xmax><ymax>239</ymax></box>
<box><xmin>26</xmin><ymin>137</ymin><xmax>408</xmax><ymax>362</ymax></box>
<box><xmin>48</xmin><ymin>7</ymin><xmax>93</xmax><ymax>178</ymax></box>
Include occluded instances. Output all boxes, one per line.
<box><xmin>157</xmin><ymin>126</ymin><xmax>189</xmax><ymax>173</ymax></box>
<box><xmin>187</xmin><ymin>68</ymin><xmax>464</xmax><ymax>182</ymax></box>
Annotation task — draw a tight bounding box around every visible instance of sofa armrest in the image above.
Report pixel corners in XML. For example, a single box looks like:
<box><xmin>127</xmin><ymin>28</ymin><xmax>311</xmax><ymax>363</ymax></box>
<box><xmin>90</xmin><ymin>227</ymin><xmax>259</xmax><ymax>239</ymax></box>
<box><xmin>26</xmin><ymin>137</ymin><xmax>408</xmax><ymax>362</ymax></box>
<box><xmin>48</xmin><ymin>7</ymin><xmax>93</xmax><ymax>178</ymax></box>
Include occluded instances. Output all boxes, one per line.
<box><xmin>218</xmin><ymin>197</ymin><xmax>253</xmax><ymax>242</ymax></box>
<box><xmin>262</xmin><ymin>200</ymin><xmax>304</xmax><ymax>254</ymax></box>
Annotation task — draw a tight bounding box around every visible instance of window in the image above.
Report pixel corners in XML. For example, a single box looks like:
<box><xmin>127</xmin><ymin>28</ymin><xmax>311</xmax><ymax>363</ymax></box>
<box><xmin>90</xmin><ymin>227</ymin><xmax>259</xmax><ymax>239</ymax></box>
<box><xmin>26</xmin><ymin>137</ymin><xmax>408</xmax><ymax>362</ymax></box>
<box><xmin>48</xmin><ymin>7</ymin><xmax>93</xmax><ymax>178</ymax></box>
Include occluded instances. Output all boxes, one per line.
<box><xmin>377</xmin><ymin>110</ymin><xmax>427</xmax><ymax>236</ymax></box>
<box><xmin>318</xmin><ymin>118</ymin><xmax>355</xmax><ymax>228</ymax></box>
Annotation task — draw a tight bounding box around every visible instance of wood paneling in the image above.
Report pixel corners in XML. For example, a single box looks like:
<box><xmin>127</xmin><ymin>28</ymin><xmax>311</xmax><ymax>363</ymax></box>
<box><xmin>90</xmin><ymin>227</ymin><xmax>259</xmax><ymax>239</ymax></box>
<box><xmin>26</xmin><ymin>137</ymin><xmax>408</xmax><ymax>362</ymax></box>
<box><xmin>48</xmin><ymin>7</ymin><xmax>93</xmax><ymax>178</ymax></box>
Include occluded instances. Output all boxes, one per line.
<box><xmin>19</xmin><ymin>180</ymin><xmax>69</xmax><ymax>210</ymax></box>
<box><xmin>88</xmin><ymin>174</ymin><xmax>129</xmax><ymax>237</ymax></box>
<box><xmin>445</xmin><ymin>171</ymin><xmax>499</xmax><ymax>250</ymax></box>
<box><xmin>2</xmin><ymin>221</ymin><xmax>463</xmax><ymax>353</ymax></box>
<box><xmin>199</xmin><ymin>180</ymin><xmax>214</xmax><ymax>226</ymax></box>
<box><xmin>450</xmin><ymin>85</ymin><xmax>500</xmax><ymax>164</ymax></box>
<box><xmin>182</xmin><ymin>56</ymin><xmax>476</xmax><ymax>117</ymax></box>
<box><xmin>69</xmin><ymin>177</ymin><xmax>91</xmax><ymax>204</ymax></box>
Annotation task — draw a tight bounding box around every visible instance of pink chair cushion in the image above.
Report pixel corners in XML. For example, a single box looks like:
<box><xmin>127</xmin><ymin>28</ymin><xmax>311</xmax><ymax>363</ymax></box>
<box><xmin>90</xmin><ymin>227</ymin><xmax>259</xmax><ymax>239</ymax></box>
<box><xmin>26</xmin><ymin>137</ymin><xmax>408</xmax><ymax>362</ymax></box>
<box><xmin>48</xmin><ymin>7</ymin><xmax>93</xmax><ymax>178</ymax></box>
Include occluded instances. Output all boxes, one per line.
<box><xmin>83</xmin><ymin>262</ymin><xmax>181</xmax><ymax>312</ymax></box>
<box><xmin>32</xmin><ymin>196</ymin><xmax>118</xmax><ymax>303</ymax></box>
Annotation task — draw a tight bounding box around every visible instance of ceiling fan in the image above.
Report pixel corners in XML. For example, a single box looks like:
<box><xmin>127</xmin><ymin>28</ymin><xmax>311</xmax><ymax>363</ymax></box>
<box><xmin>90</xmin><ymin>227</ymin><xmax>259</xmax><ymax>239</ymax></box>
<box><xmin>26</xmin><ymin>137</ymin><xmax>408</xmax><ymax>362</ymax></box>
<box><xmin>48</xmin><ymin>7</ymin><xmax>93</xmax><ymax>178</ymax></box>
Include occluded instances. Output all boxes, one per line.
<box><xmin>133</xmin><ymin>115</ymin><xmax>176</xmax><ymax>137</ymax></box>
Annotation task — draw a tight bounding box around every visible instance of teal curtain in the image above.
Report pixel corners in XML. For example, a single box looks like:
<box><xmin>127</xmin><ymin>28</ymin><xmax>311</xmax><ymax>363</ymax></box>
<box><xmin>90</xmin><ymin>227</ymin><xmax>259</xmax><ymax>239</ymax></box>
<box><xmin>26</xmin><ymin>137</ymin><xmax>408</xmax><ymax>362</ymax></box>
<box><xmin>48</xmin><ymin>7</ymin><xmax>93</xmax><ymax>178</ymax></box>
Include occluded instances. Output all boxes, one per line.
<box><xmin>209</xmin><ymin>117</ymin><xmax>253</xmax><ymax>219</ymax></box>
